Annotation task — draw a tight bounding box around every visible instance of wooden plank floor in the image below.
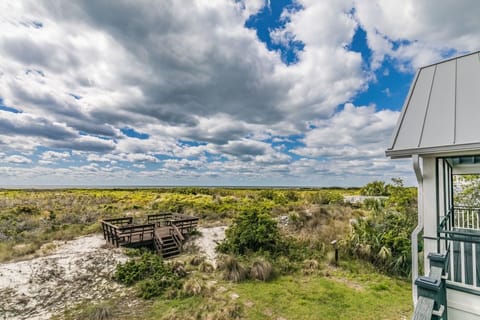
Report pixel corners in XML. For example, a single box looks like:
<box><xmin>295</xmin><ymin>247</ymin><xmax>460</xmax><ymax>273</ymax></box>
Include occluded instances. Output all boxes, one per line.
<box><xmin>155</xmin><ymin>227</ymin><xmax>171</xmax><ymax>238</ymax></box>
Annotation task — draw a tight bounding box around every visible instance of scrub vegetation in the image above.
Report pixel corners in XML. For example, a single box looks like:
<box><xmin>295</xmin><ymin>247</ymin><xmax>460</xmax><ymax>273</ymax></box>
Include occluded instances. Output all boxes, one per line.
<box><xmin>0</xmin><ymin>183</ymin><xmax>416</xmax><ymax>319</ymax></box>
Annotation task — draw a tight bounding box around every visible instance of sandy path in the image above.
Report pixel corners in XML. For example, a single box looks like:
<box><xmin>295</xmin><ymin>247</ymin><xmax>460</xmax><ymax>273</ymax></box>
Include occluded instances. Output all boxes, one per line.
<box><xmin>0</xmin><ymin>235</ymin><xmax>128</xmax><ymax>320</ymax></box>
<box><xmin>193</xmin><ymin>226</ymin><xmax>226</xmax><ymax>266</ymax></box>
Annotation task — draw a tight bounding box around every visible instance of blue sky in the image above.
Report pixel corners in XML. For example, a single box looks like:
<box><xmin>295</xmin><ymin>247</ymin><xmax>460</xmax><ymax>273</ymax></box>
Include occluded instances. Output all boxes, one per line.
<box><xmin>0</xmin><ymin>0</ymin><xmax>479</xmax><ymax>187</ymax></box>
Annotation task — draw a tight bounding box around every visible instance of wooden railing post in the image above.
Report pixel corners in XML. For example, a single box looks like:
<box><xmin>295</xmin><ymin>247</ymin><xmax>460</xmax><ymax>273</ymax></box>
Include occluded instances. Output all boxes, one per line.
<box><xmin>413</xmin><ymin>252</ymin><xmax>448</xmax><ymax>320</ymax></box>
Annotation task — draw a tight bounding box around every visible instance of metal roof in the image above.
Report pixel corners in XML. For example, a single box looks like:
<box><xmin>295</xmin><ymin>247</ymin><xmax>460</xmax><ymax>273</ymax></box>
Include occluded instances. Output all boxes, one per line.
<box><xmin>386</xmin><ymin>51</ymin><xmax>480</xmax><ymax>159</ymax></box>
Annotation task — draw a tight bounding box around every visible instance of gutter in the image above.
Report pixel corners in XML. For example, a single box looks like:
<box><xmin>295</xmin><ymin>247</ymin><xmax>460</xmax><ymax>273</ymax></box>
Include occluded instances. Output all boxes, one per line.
<box><xmin>411</xmin><ymin>154</ymin><xmax>423</xmax><ymax>306</ymax></box>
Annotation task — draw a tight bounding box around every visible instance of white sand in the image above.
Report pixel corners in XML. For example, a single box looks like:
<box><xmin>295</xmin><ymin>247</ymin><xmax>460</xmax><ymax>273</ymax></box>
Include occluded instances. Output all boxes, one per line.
<box><xmin>0</xmin><ymin>235</ymin><xmax>128</xmax><ymax>320</ymax></box>
<box><xmin>0</xmin><ymin>227</ymin><xmax>228</xmax><ymax>319</ymax></box>
<box><xmin>193</xmin><ymin>226</ymin><xmax>226</xmax><ymax>267</ymax></box>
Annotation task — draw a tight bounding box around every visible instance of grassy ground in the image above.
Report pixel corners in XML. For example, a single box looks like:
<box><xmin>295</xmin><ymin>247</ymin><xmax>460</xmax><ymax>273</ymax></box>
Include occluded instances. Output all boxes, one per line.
<box><xmin>145</xmin><ymin>263</ymin><xmax>411</xmax><ymax>320</ymax></box>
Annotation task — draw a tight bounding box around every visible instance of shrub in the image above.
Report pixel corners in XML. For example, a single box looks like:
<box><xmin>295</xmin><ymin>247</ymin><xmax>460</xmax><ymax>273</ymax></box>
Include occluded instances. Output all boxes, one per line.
<box><xmin>347</xmin><ymin>178</ymin><xmax>417</xmax><ymax>276</ymax></box>
<box><xmin>171</xmin><ymin>261</ymin><xmax>187</xmax><ymax>277</ymax></box>
<box><xmin>138</xmin><ymin>277</ymin><xmax>179</xmax><ymax>299</ymax></box>
<box><xmin>114</xmin><ymin>251</ymin><xmax>181</xmax><ymax>298</ymax></box>
<box><xmin>249</xmin><ymin>258</ymin><xmax>273</xmax><ymax>281</ymax></box>
<box><xmin>218</xmin><ymin>255</ymin><xmax>246</xmax><ymax>282</ymax></box>
<box><xmin>15</xmin><ymin>206</ymin><xmax>40</xmax><ymax>215</ymax></box>
<box><xmin>210</xmin><ymin>302</ymin><xmax>243</xmax><ymax>319</ymax></box>
<box><xmin>275</xmin><ymin>255</ymin><xmax>297</xmax><ymax>275</ymax></box>
<box><xmin>217</xmin><ymin>206</ymin><xmax>283</xmax><ymax>255</ymax></box>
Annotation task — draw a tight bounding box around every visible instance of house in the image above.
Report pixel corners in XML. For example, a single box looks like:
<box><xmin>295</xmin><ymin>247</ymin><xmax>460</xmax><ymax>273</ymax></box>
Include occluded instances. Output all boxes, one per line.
<box><xmin>386</xmin><ymin>51</ymin><xmax>480</xmax><ymax>319</ymax></box>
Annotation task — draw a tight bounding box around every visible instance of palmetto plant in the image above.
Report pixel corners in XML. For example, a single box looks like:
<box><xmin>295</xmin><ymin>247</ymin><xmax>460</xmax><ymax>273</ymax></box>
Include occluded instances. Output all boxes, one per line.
<box><xmin>348</xmin><ymin>179</ymin><xmax>417</xmax><ymax>276</ymax></box>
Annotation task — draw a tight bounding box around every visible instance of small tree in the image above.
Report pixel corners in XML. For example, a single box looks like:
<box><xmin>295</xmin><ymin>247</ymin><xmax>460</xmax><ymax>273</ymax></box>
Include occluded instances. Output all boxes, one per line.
<box><xmin>218</xmin><ymin>206</ymin><xmax>282</xmax><ymax>255</ymax></box>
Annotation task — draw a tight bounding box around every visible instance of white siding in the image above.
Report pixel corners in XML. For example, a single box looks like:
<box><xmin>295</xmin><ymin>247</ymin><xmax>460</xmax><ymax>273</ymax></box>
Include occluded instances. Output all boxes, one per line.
<box><xmin>448</xmin><ymin>289</ymin><xmax>480</xmax><ymax>319</ymax></box>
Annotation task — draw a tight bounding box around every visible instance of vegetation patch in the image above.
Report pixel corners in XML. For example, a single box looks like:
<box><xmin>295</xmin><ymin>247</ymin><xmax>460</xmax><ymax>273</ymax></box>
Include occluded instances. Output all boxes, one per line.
<box><xmin>217</xmin><ymin>206</ymin><xmax>283</xmax><ymax>255</ymax></box>
<box><xmin>249</xmin><ymin>258</ymin><xmax>274</xmax><ymax>281</ymax></box>
<box><xmin>217</xmin><ymin>255</ymin><xmax>247</xmax><ymax>283</ymax></box>
<box><xmin>0</xmin><ymin>185</ymin><xmax>418</xmax><ymax>319</ymax></box>
<box><xmin>115</xmin><ymin>251</ymin><xmax>183</xmax><ymax>299</ymax></box>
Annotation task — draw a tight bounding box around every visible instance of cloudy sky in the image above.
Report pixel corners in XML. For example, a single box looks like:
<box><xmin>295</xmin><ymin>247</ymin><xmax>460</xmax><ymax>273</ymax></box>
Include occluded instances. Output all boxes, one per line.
<box><xmin>0</xmin><ymin>0</ymin><xmax>479</xmax><ymax>187</ymax></box>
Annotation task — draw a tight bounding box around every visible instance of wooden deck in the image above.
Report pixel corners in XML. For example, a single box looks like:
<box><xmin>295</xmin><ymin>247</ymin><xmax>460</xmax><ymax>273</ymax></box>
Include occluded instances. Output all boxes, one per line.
<box><xmin>101</xmin><ymin>213</ymin><xmax>198</xmax><ymax>258</ymax></box>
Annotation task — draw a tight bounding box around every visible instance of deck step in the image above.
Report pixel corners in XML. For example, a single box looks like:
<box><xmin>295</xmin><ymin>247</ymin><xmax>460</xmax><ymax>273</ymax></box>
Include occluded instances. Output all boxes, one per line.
<box><xmin>154</xmin><ymin>233</ymin><xmax>181</xmax><ymax>258</ymax></box>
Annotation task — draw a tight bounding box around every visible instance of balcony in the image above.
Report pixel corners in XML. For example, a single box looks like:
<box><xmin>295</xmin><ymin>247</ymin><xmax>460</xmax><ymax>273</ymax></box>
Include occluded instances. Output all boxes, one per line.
<box><xmin>438</xmin><ymin>206</ymin><xmax>480</xmax><ymax>291</ymax></box>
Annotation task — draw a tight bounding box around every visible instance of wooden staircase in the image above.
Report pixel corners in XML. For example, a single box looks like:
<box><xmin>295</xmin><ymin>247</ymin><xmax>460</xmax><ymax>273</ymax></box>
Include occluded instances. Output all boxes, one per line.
<box><xmin>153</xmin><ymin>226</ymin><xmax>184</xmax><ymax>258</ymax></box>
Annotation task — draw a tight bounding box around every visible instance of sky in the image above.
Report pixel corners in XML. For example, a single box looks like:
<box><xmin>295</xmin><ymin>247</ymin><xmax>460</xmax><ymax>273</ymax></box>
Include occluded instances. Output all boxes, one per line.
<box><xmin>0</xmin><ymin>0</ymin><xmax>479</xmax><ymax>187</ymax></box>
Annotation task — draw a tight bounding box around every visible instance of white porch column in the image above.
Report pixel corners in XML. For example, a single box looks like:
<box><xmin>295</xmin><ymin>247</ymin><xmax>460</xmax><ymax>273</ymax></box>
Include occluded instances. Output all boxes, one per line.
<box><xmin>422</xmin><ymin>156</ymin><xmax>438</xmax><ymax>274</ymax></box>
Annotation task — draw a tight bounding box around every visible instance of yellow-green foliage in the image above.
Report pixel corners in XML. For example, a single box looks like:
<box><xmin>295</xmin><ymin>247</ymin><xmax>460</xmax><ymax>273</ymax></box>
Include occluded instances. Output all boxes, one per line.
<box><xmin>0</xmin><ymin>187</ymin><xmax>355</xmax><ymax>262</ymax></box>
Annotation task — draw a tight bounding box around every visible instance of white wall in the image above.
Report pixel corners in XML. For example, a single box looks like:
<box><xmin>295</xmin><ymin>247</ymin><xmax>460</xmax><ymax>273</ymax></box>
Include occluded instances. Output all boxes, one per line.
<box><xmin>448</xmin><ymin>288</ymin><xmax>480</xmax><ymax>319</ymax></box>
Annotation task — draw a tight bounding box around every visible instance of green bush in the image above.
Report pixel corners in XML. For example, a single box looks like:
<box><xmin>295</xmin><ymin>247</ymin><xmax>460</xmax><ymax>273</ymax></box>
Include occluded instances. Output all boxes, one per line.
<box><xmin>138</xmin><ymin>277</ymin><xmax>179</xmax><ymax>299</ymax></box>
<box><xmin>274</xmin><ymin>255</ymin><xmax>297</xmax><ymax>275</ymax></box>
<box><xmin>217</xmin><ymin>206</ymin><xmax>283</xmax><ymax>255</ymax></box>
<box><xmin>114</xmin><ymin>251</ymin><xmax>181</xmax><ymax>298</ymax></box>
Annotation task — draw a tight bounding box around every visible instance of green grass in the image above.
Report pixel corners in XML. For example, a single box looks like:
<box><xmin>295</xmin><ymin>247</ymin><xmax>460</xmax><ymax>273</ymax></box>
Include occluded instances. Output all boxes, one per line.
<box><xmin>144</xmin><ymin>265</ymin><xmax>412</xmax><ymax>320</ymax></box>
<box><xmin>235</xmin><ymin>274</ymin><xmax>411</xmax><ymax>319</ymax></box>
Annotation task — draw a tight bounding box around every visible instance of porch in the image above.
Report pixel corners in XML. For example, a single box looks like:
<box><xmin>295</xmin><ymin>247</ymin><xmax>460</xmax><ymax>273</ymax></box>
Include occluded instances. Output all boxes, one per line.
<box><xmin>416</xmin><ymin>156</ymin><xmax>480</xmax><ymax>319</ymax></box>
<box><xmin>438</xmin><ymin>206</ymin><xmax>480</xmax><ymax>290</ymax></box>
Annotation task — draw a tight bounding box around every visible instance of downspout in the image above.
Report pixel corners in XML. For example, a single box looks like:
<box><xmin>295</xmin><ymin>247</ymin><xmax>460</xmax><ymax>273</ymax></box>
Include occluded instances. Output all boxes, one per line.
<box><xmin>412</xmin><ymin>154</ymin><xmax>423</xmax><ymax>306</ymax></box>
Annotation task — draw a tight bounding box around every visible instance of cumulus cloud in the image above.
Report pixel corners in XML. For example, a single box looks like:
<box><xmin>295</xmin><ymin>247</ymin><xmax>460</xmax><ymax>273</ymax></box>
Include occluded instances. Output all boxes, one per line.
<box><xmin>0</xmin><ymin>110</ymin><xmax>77</xmax><ymax>140</ymax></box>
<box><xmin>4</xmin><ymin>155</ymin><xmax>32</xmax><ymax>164</ymax></box>
<box><xmin>354</xmin><ymin>0</ymin><xmax>480</xmax><ymax>70</ymax></box>
<box><xmin>0</xmin><ymin>0</ymin><xmax>366</xmax><ymax>139</ymax></box>
<box><xmin>38</xmin><ymin>150</ymin><xmax>70</xmax><ymax>165</ymax></box>
<box><xmin>0</xmin><ymin>0</ymin><xmax>470</xmax><ymax>186</ymax></box>
<box><xmin>292</xmin><ymin>103</ymin><xmax>399</xmax><ymax>158</ymax></box>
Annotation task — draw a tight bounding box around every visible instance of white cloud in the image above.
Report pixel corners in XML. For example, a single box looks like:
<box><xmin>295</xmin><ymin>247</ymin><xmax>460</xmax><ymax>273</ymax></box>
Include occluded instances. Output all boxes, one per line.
<box><xmin>0</xmin><ymin>0</ymin><xmax>366</xmax><ymax>146</ymax></box>
<box><xmin>2</xmin><ymin>0</ymin><xmax>472</xmax><ymax>186</ymax></box>
<box><xmin>4</xmin><ymin>155</ymin><xmax>32</xmax><ymax>164</ymax></box>
<box><xmin>355</xmin><ymin>0</ymin><xmax>480</xmax><ymax>70</ymax></box>
<box><xmin>40</xmin><ymin>151</ymin><xmax>70</xmax><ymax>160</ymax></box>
<box><xmin>292</xmin><ymin>103</ymin><xmax>399</xmax><ymax>158</ymax></box>
<box><xmin>38</xmin><ymin>150</ymin><xmax>70</xmax><ymax>165</ymax></box>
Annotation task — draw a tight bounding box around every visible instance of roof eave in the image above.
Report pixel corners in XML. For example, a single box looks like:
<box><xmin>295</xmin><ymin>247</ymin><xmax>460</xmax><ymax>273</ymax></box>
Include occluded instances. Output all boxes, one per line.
<box><xmin>386</xmin><ymin>142</ymin><xmax>480</xmax><ymax>159</ymax></box>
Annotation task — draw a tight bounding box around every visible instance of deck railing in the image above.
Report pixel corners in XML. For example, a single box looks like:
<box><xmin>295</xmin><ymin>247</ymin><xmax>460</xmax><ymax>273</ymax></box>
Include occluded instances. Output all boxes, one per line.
<box><xmin>438</xmin><ymin>207</ymin><xmax>480</xmax><ymax>291</ymax></box>
<box><xmin>454</xmin><ymin>206</ymin><xmax>480</xmax><ymax>230</ymax></box>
